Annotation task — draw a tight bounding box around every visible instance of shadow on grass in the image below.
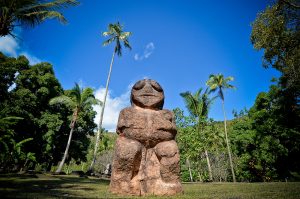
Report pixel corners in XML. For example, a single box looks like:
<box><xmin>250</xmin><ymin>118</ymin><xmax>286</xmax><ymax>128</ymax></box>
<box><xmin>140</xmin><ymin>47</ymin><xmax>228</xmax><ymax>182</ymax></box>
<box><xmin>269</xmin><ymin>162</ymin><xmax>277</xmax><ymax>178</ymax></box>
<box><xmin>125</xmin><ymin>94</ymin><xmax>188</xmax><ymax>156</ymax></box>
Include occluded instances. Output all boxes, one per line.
<box><xmin>1</xmin><ymin>174</ymin><xmax>300</xmax><ymax>199</ymax></box>
<box><xmin>0</xmin><ymin>174</ymin><xmax>110</xmax><ymax>198</ymax></box>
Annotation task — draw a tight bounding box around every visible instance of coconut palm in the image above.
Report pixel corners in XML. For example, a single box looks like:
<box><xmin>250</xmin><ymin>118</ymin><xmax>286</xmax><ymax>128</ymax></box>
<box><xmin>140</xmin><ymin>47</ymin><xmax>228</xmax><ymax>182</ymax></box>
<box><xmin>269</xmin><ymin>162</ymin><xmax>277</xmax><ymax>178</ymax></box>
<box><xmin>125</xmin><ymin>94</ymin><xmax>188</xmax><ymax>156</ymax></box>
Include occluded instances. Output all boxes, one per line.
<box><xmin>180</xmin><ymin>88</ymin><xmax>216</xmax><ymax>181</ymax></box>
<box><xmin>50</xmin><ymin>83</ymin><xmax>100</xmax><ymax>173</ymax></box>
<box><xmin>206</xmin><ymin>73</ymin><xmax>236</xmax><ymax>182</ymax></box>
<box><xmin>89</xmin><ymin>22</ymin><xmax>132</xmax><ymax>171</ymax></box>
<box><xmin>0</xmin><ymin>0</ymin><xmax>79</xmax><ymax>37</ymax></box>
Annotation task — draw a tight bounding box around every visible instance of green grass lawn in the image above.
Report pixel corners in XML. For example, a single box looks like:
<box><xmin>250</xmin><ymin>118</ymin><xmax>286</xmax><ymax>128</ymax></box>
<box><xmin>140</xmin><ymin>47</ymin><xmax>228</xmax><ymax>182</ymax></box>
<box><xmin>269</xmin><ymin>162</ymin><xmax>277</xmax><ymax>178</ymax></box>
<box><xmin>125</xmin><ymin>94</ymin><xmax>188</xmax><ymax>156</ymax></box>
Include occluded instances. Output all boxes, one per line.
<box><xmin>0</xmin><ymin>174</ymin><xmax>300</xmax><ymax>198</ymax></box>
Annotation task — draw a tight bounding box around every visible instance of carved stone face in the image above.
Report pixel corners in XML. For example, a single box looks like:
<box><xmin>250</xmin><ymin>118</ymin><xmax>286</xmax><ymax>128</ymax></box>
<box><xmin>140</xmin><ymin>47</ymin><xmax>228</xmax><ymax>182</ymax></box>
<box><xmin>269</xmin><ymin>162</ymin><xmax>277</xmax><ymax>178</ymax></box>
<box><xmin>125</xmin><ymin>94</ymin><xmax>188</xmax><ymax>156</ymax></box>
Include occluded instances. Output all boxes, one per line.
<box><xmin>131</xmin><ymin>79</ymin><xmax>164</xmax><ymax>110</ymax></box>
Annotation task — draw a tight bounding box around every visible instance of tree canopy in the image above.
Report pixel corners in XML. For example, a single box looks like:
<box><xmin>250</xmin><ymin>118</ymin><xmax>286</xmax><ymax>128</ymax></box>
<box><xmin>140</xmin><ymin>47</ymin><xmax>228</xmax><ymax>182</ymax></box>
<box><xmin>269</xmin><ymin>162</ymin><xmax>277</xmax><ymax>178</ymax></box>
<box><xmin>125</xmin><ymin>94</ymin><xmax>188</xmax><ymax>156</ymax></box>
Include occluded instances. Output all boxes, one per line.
<box><xmin>251</xmin><ymin>0</ymin><xmax>300</xmax><ymax>98</ymax></box>
<box><xmin>0</xmin><ymin>53</ymin><xmax>97</xmax><ymax>172</ymax></box>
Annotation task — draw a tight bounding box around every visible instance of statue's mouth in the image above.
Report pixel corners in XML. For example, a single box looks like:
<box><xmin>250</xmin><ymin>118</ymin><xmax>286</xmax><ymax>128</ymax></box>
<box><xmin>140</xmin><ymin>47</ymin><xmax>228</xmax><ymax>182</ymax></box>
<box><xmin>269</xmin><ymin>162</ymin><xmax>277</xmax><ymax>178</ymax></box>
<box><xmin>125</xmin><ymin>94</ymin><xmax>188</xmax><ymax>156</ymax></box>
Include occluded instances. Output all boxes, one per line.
<box><xmin>140</xmin><ymin>94</ymin><xmax>156</xmax><ymax>97</ymax></box>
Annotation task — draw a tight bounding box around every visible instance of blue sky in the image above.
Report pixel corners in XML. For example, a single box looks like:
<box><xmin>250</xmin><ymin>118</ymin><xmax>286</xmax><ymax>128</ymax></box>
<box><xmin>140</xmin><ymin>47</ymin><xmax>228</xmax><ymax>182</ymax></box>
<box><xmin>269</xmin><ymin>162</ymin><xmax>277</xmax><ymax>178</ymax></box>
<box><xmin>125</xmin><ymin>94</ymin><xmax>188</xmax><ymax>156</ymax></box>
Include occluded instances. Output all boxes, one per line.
<box><xmin>0</xmin><ymin>0</ymin><xmax>279</xmax><ymax>131</ymax></box>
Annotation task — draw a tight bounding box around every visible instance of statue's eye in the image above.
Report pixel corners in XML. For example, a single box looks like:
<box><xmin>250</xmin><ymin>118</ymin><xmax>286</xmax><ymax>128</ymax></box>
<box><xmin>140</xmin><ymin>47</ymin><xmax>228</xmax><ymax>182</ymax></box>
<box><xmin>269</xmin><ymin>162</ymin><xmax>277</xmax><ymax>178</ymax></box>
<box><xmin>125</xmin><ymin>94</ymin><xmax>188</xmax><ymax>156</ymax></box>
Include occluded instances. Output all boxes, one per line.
<box><xmin>133</xmin><ymin>81</ymin><xmax>145</xmax><ymax>90</ymax></box>
<box><xmin>150</xmin><ymin>81</ymin><xmax>163</xmax><ymax>92</ymax></box>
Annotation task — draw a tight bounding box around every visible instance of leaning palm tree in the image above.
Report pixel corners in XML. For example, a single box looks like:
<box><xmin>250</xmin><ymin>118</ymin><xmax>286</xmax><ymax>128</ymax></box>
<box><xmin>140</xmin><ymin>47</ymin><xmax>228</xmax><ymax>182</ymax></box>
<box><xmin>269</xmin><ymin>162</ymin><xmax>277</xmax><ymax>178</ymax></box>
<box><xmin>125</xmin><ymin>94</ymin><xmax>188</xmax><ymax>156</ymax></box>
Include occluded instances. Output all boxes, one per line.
<box><xmin>180</xmin><ymin>88</ymin><xmax>216</xmax><ymax>181</ymax></box>
<box><xmin>89</xmin><ymin>22</ymin><xmax>132</xmax><ymax>171</ymax></box>
<box><xmin>50</xmin><ymin>83</ymin><xmax>100</xmax><ymax>173</ymax></box>
<box><xmin>0</xmin><ymin>0</ymin><xmax>79</xmax><ymax>37</ymax></box>
<box><xmin>206</xmin><ymin>73</ymin><xmax>236</xmax><ymax>182</ymax></box>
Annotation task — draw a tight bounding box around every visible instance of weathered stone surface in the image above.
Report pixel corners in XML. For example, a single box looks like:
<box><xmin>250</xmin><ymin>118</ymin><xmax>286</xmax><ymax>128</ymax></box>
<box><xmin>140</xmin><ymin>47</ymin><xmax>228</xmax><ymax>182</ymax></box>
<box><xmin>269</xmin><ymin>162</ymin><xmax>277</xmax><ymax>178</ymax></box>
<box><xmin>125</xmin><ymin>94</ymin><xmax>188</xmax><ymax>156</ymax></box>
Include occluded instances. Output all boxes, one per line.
<box><xmin>109</xmin><ymin>79</ymin><xmax>182</xmax><ymax>196</ymax></box>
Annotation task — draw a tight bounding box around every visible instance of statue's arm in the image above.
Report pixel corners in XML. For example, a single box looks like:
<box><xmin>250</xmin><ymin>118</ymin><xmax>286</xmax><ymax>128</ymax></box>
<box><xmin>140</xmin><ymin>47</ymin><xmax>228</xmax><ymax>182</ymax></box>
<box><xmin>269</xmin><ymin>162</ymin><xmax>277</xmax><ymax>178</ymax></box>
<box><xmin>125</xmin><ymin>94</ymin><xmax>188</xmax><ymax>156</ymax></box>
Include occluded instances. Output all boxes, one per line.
<box><xmin>161</xmin><ymin>109</ymin><xmax>177</xmax><ymax>134</ymax></box>
<box><xmin>116</xmin><ymin>108</ymin><xmax>130</xmax><ymax>135</ymax></box>
<box><xmin>170</xmin><ymin>111</ymin><xmax>178</xmax><ymax>133</ymax></box>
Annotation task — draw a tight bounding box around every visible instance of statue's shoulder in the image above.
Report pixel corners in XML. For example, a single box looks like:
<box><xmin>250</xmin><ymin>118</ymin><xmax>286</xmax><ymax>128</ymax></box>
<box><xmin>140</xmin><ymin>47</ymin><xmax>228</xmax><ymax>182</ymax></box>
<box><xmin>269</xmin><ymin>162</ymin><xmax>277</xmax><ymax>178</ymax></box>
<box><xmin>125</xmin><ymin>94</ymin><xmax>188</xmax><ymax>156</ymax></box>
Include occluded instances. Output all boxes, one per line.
<box><xmin>119</xmin><ymin>107</ymin><xmax>136</xmax><ymax>115</ymax></box>
<box><xmin>160</xmin><ymin>109</ymin><xmax>174</xmax><ymax>115</ymax></box>
<box><xmin>160</xmin><ymin>109</ymin><xmax>175</xmax><ymax>121</ymax></box>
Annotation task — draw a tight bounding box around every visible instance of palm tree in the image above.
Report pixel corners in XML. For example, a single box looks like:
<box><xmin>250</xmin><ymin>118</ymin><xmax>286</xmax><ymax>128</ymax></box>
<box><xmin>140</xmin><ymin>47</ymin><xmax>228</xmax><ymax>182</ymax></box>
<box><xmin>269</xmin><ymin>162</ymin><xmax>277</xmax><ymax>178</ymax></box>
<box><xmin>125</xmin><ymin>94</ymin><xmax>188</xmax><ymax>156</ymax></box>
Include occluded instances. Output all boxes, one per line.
<box><xmin>180</xmin><ymin>88</ymin><xmax>216</xmax><ymax>181</ymax></box>
<box><xmin>50</xmin><ymin>83</ymin><xmax>100</xmax><ymax>173</ymax></box>
<box><xmin>0</xmin><ymin>0</ymin><xmax>79</xmax><ymax>37</ymax></box>
<box><xmin>206</xmin><ymin>73</ymin><xmax>236</xmax><ymax>182</ymax></box>
<box><xmin>89</xmin><ymin>22</ymin><xmax>132</xmax><ymax>171</ymax></box>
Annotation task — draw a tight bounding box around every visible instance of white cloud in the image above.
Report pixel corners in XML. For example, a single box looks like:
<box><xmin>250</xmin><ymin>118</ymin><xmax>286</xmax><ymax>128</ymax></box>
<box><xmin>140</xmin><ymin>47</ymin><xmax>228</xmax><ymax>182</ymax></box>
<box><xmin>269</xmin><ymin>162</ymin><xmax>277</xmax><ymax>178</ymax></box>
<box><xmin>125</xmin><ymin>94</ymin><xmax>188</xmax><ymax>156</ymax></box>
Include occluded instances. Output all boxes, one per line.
<box><xmin>134</xmin><ymin>53</ymin><xmax>139</xmax><ymax>60</ymax></box>
<box><xmin>20</xmin><ymin>52</ymin><xmax>41</xmax><ymax>65</ymax></box>
<box><xmin>93</xmin><ymin>86</ymin><xmax>131</xmax><ymax>132</ymax></box>
<box><xmin>0</xmin><ymin>30</ymin><xmax>41</xmax><ymax>65</ymax></box>
<box><xmin>134</xmin><ymin>42</ymin><xmax>155</xmax><ymax>61</ymax></box>
<box><xmin>0</xmin><ymin>35</ymin><xmax>19</xmax><ymax>57</ymax></box>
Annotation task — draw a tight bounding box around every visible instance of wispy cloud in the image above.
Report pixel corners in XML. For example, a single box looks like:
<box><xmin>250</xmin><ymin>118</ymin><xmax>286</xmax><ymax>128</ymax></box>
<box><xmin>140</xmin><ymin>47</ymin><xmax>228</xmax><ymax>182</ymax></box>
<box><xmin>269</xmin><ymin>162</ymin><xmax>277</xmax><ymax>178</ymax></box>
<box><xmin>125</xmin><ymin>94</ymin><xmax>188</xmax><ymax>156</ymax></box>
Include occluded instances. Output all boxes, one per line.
<box><xmin>0</xmin><ymin>35</ymin><xmax>19</xmax><ymax>57</ymax></box>
<box><xmin>134</xmin><ymin>42</ymin><xmax>155</xmax><ymax>61</ymax></box>
<box><xmin>0</xmin><ymin>30</ymin><xmax>41</xmax><ymax>65</ymax></box>
<box><xmin>19</xmin><ymin>51</ymin><xmax>41</xmax><ymax>65</ymax></box>
<box><xmin>93</xmin><ymin>85</ymin><xmax>131</xmax><ymax>132</ymax></box>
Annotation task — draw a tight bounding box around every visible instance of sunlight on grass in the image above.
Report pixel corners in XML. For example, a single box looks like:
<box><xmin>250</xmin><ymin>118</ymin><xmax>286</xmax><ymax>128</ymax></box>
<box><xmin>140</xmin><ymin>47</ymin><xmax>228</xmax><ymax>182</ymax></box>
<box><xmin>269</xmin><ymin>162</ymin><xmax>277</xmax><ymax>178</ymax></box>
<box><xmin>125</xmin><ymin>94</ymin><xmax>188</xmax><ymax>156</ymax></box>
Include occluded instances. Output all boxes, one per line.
<box><xmin>0</xmin><ymin>174</ymin><xmax>300</xmax><ymax>198</ymax></box>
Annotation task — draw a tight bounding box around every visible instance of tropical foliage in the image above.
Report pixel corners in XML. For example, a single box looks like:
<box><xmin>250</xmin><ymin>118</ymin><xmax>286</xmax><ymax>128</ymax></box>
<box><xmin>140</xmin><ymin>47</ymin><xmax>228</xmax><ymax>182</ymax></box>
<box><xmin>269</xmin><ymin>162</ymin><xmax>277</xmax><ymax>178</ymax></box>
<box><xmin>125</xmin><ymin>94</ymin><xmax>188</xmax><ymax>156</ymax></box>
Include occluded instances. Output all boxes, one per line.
<box><xmin>251</xmin><ymin>0</ymin><xmax>300</xmax><ymax>94</ymax></box>
<box><xmin>0</xmin><ymin>0</ymin><xmax>79</xmax><ymax>37</ymax></box>
<box><xmin>50</xmin><ymin>83</ymin><xmax>100</xmax><ymax>173</ymax></box>
<box><xmin>175</xmin><ymin>0</ymin><xmax>300</xmax><ymax>182</ymax></box>
<box><xmin>180</xmin><ymin>88</ymin><xmax>216</xmax><ymax>181</ymax></box>
<box><xmin>0</xmin><ymin>53</ymin><xmax>97</xmax><ymax>172</ymax></box>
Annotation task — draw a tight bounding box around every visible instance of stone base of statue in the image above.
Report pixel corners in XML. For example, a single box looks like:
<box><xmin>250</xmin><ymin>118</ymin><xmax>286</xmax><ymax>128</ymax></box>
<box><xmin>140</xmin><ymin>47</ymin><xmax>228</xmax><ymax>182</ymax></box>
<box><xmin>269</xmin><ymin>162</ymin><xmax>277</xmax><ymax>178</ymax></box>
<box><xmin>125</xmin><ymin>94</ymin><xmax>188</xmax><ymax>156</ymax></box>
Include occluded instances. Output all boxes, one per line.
<box><xmin>109</xmin><ymin>79</ymin><xmax>182</xmax><ymax>196</ymax></box>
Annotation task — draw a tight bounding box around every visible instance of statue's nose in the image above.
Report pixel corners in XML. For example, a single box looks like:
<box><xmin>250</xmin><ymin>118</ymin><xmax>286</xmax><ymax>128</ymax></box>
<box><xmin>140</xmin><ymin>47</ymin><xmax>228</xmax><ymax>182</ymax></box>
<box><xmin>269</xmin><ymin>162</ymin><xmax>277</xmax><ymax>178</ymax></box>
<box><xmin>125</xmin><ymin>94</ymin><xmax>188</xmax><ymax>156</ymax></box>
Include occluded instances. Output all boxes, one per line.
<box><xmin>143</xmin><ymin>83</ymin><xmax>153</xmax><ymax>93</ymax></box>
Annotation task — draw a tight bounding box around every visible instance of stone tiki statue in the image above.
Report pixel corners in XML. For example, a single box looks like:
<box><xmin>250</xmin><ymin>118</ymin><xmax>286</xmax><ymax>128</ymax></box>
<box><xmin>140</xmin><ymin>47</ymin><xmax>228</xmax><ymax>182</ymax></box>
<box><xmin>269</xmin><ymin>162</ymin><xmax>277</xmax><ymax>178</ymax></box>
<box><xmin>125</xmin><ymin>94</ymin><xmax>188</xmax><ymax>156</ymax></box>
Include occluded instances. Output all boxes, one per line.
<box><xmin>109</xmin><ymin>79</ymin><xmax>182</xmax><ymax>196</ymax></box>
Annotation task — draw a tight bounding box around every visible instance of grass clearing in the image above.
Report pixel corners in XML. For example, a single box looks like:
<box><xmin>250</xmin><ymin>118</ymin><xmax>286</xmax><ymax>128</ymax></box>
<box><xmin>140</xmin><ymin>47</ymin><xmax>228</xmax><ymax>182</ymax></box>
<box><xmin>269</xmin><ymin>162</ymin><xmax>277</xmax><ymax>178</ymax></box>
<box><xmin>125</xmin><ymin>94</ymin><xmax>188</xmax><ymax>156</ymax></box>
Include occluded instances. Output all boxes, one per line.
<box><xmin>0</xmin><ymin>174</ymin><xmax>300</xmax><ymax>198</ymax></box>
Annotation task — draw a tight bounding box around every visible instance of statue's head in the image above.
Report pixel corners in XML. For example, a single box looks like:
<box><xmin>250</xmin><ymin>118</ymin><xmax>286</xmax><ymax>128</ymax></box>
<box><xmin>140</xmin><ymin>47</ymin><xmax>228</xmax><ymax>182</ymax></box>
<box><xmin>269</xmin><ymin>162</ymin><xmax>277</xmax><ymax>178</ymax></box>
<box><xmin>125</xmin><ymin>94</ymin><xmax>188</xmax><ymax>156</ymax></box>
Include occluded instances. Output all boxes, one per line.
<box><xmin>131</xmin><ymin>79</ymin><xmax>164</xmax><ymax>110</ymax></box>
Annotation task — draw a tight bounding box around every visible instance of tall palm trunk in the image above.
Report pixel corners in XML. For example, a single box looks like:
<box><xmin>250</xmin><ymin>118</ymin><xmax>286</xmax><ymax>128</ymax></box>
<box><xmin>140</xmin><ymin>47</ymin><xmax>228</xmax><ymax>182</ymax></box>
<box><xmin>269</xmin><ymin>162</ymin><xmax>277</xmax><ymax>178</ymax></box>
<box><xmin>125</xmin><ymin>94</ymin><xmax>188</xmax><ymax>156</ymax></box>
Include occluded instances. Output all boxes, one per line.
<box><xmin>186</xmin><ymin>158</ymin><xmax>193</xmax><ymax>182</ymax></box>
<box><xmin>56</xmin><ymin>110</ymin><xmax>78</xmax><ymax>173</ymax></box>
<box><xmin>221</xmin><ymin>100</ymin><xmax>236</xmax><ymax>182</ymax></box>
<box><xmin>205</xmin><ymin>149</ymin><xmax>213</xmax><ymax>181</ymax></box>
<box><xmin>198</xmin><ymin>172</ymin><xmax>203</xmax><ymax>182</ymax></box>
<box><xmin>89</xmin><ymin>51</ymin><xmax>115</xmax><ymax>171</ymax></box>
<box><xmin>199</xmin><ymin>123</ymin><xmax>213</xmax><ymax>181</ymax></box>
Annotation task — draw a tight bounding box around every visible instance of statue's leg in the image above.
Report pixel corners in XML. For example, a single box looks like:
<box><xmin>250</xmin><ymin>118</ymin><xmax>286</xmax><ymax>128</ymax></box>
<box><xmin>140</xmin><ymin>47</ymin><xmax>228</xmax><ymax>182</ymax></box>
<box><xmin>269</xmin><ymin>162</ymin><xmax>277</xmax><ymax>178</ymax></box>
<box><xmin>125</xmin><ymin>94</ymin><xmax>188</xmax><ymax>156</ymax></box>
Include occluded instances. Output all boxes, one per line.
<box><xmin>109</xmin><ymin>136</ymin><xmax>142</xmax><ymax>195</ymax></box>
<box><xmin>154</xmin><ymin>140</ymin><xmax>182</xmax><ymax>195</ymax></box>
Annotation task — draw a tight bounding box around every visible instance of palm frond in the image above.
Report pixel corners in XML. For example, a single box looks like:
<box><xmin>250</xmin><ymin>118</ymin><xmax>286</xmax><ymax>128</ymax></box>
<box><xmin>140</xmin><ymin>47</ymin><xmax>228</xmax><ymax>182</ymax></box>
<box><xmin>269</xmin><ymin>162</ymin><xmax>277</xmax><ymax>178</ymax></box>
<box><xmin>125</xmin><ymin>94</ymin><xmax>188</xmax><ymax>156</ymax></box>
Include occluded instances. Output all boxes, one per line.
<box><xmin>225</xmin><ymin>76</ymin><xmax>234</xmax><ymax>82</ymax></box>
<box><xmin>206</xmin><ymin>75</ymin><xmax>215</xmax><ymax>86</ymax></box>
<box><xmin>194</xmin><ymin>88</ymin><xmax>203</xmax><ymax>100</ymax></box>
<box><xmin>224</xmin><ymin>76</ymin><xmax>236</xmax><ymax>89</ymax></box>
<box><xmin>206</xmin><ymin>73</ymin><xmax>235</xmax><ymax>100</ymax></box>
<box><xmin>82</xmin><ymin>97</ymin><xmax>102</xmax><ymax>108</ymax></box>
<box><xmin>108</xmin><ymin>23</ymin><xmax>114</xmax><ymax>32</ymax></box>
<box><xmin>181</xmin><ymin>87</ymin><xmax>215</xmax><ymax>121</ymax></box>
<box><xmin>0</xmin><ymin>140</ymin><xmax>9</xmax><ymax>153</ymax></box>
<box><xmin>25</xmin><ymin>0</ymin><xmax>79</xmax><ymax>10</ymax></box>
<box><xmin>70</xmin><ymin>83</ymin><xmax>82</xmax><ymax>105</ymax></box>
<box><xmin>123</xmin><ymin>39</ymin><xmax>132</xmax><ymax>50</ymax></box>
<box><xmin>208</xmin><ymin>74</ymin><xmax>215</xmax><ymax>79</ymax></box>
<box><xmin>0</xmin><ymin>116</ymin><xmax>23</xmax><ymax>128</ymax></box>
<box><xmin>103</xmin><ymin>31</ymin><xmax>112</xmax><ymax>37</ymax></box>
<box><xmin>81</xmin><ymin>87</ymin><xmax>94</xmax><ymax>102</ymax></box>
<box><xmin>49</xmin><ymin>95</ymin><xmax>75</xmax><ymax>108</ymax></box>
<box><xmin>0</xmin><ymin>0</ymin><xmax>78</xmax><ymax>36</ymax></box>
<box><xmin>16</xmin><ymin>0</ymin><xmax>78</xmax><ymax>26</ymax></box>
<box><xmin>180</xmin><ymin>92</ymin><xmax>199</xmax><ymax>117</ymax></box>
<box><xmin>103</xmin><ymin>37</ymin><xmax>115</xmax><ymax>46</ymax></box>
<box><xmin>15</xmin><ymin>138</ymin><xmax>33</xmax><ymax>148</ymax></box>
<box><xmin>22</xmin><ymin>10</ymin><xmax>67</xmax><ymax>24</ymax></box>
<box><xmin>224</xmin><ymin>83</ymin><xmax>236</xmax><ymax>89</ymax></box>
<box><xmin>115</xmin><ymin>39</ymin><xmax>122</xmax><ymax>56</ymax></box>
<box><xmin>112</xmin><ymin>22</ymin><xmax>122</xmax><ymax>35</ymax></box>
<box><xmin>120</xmin><ymin>31</ymin><xmax>132</xmax><ymax>40</ymax></box>
<box><xmin>200</xmin><ymin>88</ymin><xmax>211</xmax><ymax>117</ymax></box>
<box><xmin>102</xmin><ymin>22</ymin><xmax>132</xmax><ymax>56</ymax></box>
<box><xmin>206</xmin><ymin>80</ymin><xmax>218</xmax><ymax>93</ymax></box>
